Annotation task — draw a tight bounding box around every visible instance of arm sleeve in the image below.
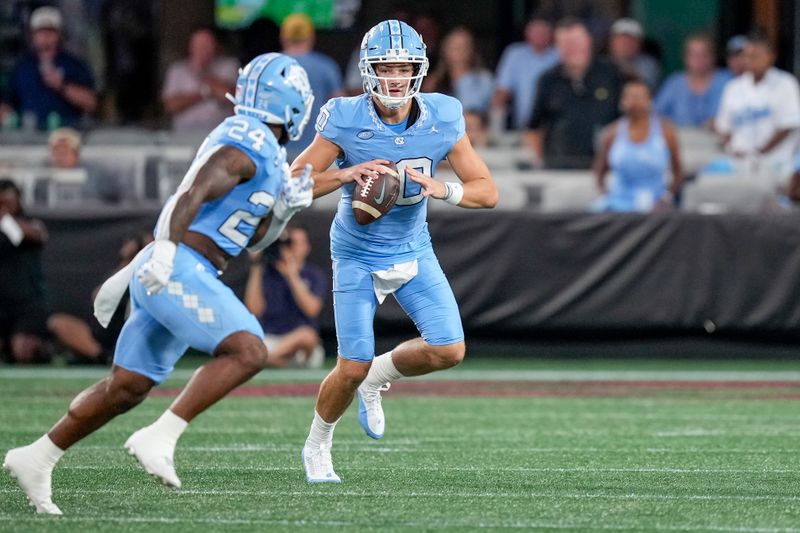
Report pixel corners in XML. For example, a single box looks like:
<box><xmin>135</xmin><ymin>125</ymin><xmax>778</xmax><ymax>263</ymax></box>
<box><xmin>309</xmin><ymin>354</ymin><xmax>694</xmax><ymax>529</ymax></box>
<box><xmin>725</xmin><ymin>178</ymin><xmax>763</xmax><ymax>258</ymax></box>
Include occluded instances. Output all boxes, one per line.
<box><xmin>315</xmin><ymin>99</ymin><xmax>341</xmax><ymax>143</ymax></box>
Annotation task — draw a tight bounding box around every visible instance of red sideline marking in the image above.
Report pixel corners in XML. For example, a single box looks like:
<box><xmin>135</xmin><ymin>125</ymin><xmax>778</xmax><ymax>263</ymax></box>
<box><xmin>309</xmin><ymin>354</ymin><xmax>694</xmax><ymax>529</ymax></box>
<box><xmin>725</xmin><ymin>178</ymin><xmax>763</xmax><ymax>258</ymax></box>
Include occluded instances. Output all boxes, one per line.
<box><xmin>150</xmin><ymin>380</ymin><xmax>800</xmax><ymax>399</ymax></box>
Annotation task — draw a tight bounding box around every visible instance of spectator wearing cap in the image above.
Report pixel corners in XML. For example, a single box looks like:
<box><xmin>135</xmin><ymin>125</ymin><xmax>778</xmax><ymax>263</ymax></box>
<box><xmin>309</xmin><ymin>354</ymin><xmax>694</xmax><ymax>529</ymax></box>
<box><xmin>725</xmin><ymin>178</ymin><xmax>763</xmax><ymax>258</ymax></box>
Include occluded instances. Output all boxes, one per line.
<box><xmin>715</xmin><ymin>33</ymin><xmax>800</xmax><ymax>186</ymax></box>
<box><xmin>725</xmin><ymin>35</ymin><xmax>747</xmax><ymax>77</ymax></box>
<box><xmin>607</xmin><ymin>18</ymin><xmax>661</xmax><ymax>89</ymax></box>
<box><xmin>655</xmin><ymin>34</ymin><xmax>732</xmax><ymax>127</ymax></box>
<box><xmin>0</xmin><ymin>7</ymin><xmax>97</xmax><ymax>131</ymax></box>
<box><xmin>280</xmin><ymin>13</ymin><xmax>343</xmax><ymax>157</ymax></box>
<box><xmin>161</xmin><ymin>26</ymin><xmax>239</xmax><ymax>131</ymax></box>
<box><xmin>491</xmin><ymin>15</ymin><xmax>559</xmax><ymax>130</ymax></box>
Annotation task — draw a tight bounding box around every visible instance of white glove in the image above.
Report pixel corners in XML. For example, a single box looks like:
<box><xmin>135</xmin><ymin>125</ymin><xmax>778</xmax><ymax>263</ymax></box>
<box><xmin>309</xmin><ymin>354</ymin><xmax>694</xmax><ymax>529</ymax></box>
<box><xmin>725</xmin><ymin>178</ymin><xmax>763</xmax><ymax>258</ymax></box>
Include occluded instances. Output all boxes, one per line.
<box><xmin>136</xmin><ymin>240</ymin><xmax>176</xmax><ymax>295</ymax></box>
<box><xmin>273</xmin><ymin>163</ymin><xmax>314</xmax><ymax>221</ymax></box>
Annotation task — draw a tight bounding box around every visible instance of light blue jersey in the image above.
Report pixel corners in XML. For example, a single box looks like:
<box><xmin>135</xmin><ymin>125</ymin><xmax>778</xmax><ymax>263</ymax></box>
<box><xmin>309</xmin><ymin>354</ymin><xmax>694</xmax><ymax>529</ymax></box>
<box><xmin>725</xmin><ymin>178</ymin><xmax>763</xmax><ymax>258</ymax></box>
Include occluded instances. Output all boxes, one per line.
<box><xmin>118</xmin><ymin>115</ymin><xmax>287</xmax><ymax>383</ymax></box>
<box><xmin>157</xmin><ymin>114</ymin><xmax>287</xmax><ymax>257</ymax></box>
<box><xmin>316</xmin><ymin>92</ymin><xmax>466</xmax><ymax>362</ymax></box>
<box><xmin>316</xmin><ymin>92</ymin><xmax>466</xmax><ymax>267</ymax></box>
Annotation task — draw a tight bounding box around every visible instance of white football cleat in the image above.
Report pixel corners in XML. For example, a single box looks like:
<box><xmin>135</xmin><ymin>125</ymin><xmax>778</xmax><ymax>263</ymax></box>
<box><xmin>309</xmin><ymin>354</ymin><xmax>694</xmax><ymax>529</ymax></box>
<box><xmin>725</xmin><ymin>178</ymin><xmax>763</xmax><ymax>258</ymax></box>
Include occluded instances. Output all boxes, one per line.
<box><xmin>357</xmin><ymin>382</ymin><xmax>390</xmax><ymax>439</ymax></box>
<box><xmin>124</xmin><ymin>428</ymin><xmax>181</xmax><ymax>489</ymax></box>
<box><xmin>302</xmin><ymin>443</ymin><xmax>341</xmax><ymax>483</ymax></box>
<box><xmin>3</xmin><ymin>447</ymin><xmax>62</xmax><ymax>515</ymax></box>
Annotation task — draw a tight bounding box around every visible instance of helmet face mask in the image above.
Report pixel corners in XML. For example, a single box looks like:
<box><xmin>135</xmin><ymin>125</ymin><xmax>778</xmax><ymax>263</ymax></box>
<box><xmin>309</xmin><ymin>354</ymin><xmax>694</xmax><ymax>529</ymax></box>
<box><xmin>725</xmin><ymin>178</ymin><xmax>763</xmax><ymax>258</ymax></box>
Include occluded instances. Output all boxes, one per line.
<box><xmin>359</xmin><ymin>20</ymin><xmax>429</xmax><ymax>109</ymax></box>
<box><xmin>229</xmin><ymin>53</ymin><xmax>314</xmax><ymax>142</ymax></box>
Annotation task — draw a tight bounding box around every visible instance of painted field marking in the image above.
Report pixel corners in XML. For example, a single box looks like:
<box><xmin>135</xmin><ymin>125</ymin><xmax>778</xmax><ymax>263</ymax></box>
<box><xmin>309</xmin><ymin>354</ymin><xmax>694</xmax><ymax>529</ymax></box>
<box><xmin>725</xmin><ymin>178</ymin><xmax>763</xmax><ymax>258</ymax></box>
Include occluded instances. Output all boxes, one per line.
<box><xmin>0</xmin><ymin>514</ymin><xmax>797</xmax><ymax>532</ymax></box>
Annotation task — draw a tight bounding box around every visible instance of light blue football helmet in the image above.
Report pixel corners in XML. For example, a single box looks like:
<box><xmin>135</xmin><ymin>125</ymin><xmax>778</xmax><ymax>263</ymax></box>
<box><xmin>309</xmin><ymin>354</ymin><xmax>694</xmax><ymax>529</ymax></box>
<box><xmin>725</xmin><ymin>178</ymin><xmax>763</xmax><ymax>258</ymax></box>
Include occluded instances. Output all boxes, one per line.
<box><xmin>359</xmin><ymin>20</ymin><xmax>429</xmax><ymax>109</ymax></box>
<box><xmin>228</xmin><ymin>53</ymin><xmax>314</xmax><ymax>142</ymax></box>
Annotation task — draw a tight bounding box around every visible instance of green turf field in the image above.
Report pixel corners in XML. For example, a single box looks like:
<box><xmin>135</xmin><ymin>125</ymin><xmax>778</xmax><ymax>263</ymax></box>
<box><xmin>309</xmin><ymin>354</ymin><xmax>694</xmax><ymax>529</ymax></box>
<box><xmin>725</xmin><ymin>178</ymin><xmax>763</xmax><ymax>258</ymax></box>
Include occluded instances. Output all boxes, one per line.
<box><xmin>1</xmin><ymin>358</ymin><xmax>799</xmax><ymax>532</ymax></box>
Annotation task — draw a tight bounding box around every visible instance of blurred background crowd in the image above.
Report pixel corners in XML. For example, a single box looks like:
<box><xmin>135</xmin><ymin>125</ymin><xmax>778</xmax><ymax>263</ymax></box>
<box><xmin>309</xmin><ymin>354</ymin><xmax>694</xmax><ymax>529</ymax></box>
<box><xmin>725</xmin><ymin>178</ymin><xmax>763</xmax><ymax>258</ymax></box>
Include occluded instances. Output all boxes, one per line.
<box><xmin>3</xmin><ymin>0</ymin><xmax>800</xmax><ymax>366</ymax></box>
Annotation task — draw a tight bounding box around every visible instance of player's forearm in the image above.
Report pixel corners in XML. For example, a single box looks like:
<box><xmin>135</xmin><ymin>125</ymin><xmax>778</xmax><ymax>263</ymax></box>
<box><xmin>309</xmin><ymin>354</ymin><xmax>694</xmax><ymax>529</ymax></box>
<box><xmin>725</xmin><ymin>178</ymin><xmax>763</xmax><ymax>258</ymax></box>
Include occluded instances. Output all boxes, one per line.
<box><xmin>458</xmin><ymin>178</ymin><xmax>498</xmax><ymax>209</ymax></box>
<box><xmin>311</xmin><ymin>169</ymin><xmax>346</xmax><ymax>198</ymax></box>
<box><xmin>165</xmin><ymin>187</ymin><xmax>206</xmax><ymax>244</ymax></box>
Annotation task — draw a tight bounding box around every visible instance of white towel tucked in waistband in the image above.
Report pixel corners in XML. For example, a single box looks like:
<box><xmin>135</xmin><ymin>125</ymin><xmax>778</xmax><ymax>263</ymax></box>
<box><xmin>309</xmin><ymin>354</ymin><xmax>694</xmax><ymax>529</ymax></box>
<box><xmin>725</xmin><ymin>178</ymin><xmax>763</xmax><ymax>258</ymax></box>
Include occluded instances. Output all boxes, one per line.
<box><xmin>370</xmin><ymin>259</ymin><xmax>418</xmax><ymax>304</ymax></box>
<box><xmin>93</xmin><ymin>242</ymin><xmax>153</xmax><ymax>327</ymax></box>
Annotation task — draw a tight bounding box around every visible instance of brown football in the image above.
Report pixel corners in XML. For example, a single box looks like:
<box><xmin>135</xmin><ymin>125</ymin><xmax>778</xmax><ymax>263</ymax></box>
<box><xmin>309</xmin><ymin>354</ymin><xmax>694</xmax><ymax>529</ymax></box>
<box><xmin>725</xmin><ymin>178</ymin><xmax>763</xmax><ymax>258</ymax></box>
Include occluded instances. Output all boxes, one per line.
<box><xmin>352</xmin><ymin>162</ymin><xmax>401</xmax><ymax>225</ymax></box>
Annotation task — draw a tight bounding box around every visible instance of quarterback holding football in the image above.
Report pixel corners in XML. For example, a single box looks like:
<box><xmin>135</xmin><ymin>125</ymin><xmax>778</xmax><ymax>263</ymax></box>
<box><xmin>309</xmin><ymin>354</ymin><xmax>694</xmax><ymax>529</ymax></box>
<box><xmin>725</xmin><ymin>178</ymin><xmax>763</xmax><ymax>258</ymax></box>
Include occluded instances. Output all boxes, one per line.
<box><xmin>291</xmin><ymin>19</ymin><xmax>498</xmax><ymax>482</ymax></box>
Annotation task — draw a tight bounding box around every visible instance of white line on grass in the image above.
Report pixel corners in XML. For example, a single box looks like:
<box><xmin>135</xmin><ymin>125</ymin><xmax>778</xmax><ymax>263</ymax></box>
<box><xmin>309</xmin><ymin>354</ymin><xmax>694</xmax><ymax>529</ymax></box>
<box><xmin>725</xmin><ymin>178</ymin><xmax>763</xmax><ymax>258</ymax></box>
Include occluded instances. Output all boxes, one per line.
<box><xmin>56</xmin><ymin>465</ymin><xmax>800</xmax><ymax>474</ymax></box>
<box><xmin>0</xmin><ymin>514</ymin><xmax>797</xmax><ymax>532</ymax></box>
<box><xmin>67</xmin><ymin>444</ymin><xmax>800</xmax><ymax>455</ymax></box>
<box><xmin>1</xmin><ymin>487</ymin><xmax>797</xmax><ymax>503</ymax></box>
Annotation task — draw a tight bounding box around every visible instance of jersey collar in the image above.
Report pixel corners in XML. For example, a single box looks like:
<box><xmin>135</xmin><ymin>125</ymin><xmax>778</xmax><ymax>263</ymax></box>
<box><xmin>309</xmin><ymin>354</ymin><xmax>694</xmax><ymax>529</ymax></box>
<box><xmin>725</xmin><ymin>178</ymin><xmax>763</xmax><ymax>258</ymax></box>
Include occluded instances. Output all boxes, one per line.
<box><xmin>364</xmin><ymin>93</ymin><xmax>429</xmax><ymax>134</ymax></box>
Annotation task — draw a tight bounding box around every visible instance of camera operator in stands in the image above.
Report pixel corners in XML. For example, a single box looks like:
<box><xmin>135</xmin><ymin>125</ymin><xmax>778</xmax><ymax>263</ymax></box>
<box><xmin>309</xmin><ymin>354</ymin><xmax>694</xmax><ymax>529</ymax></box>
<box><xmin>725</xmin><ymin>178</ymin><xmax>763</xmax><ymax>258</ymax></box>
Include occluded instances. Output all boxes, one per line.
<box><xmin>0</xmin><ymin>179</ymin><xmax>50</xmax><ymax>364</ymax></box>
<box><xmin>245</xmin><ymin>226</ymin><xmax>327</xmax><ymax>368</ymax></box>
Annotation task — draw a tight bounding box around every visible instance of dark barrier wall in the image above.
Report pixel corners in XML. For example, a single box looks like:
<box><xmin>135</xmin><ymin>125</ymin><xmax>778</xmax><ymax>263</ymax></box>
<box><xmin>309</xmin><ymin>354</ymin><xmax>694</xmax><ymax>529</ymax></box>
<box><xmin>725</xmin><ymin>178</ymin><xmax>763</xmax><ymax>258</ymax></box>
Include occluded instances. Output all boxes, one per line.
<box><xmin>34</xmin><ymin>209</ymin><xmax>800</xmax><ymax>336</ymax></box>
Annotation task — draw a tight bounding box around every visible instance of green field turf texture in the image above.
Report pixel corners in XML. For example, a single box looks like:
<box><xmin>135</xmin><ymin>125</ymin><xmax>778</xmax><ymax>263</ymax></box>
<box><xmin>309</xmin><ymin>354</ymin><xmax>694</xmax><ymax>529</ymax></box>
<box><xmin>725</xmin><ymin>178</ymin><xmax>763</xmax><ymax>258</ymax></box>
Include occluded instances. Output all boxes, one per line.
<box><xmin>1</xmin><ymin>359</ymin><xmax>799</xmax><ymax>532</ymax></box>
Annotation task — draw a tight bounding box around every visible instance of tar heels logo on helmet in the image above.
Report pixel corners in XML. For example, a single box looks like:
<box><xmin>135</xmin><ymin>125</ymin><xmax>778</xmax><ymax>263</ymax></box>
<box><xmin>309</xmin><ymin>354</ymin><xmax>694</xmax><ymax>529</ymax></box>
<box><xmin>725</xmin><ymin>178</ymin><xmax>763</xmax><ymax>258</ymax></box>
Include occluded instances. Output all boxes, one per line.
<box><xmin>359</xmin><ymin>20</ymin><xmax>429</xmax><ymax>110</ymax></box>
<box><xmin>228</xmin><ymin>53</ymin><xmax>314</xmax><ymax>142</ymax></box>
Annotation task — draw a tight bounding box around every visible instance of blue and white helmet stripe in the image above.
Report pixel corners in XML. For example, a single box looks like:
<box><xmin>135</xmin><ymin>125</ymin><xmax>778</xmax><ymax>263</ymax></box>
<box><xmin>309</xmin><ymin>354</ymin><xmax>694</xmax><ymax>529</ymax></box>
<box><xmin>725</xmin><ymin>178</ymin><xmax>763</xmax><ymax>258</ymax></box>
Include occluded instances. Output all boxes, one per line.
<box><xmin>359</xmin><ymin>20</ymin><xmax>429</xmax><ymax>109</ymax></box>
<box><xmin>229</xmin><ymin>53</ymin><xmax>314</xmax><ymax>141</ymax></box>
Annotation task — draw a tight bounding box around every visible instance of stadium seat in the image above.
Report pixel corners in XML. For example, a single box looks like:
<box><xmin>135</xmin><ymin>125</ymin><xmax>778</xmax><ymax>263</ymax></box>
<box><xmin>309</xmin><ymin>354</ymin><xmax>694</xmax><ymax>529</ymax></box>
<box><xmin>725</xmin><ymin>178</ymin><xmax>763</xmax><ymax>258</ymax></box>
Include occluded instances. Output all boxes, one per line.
<box><xmin>681</xmin><ymin>177</ymin><xmax>781</xmax><ymax>214</ymax></box>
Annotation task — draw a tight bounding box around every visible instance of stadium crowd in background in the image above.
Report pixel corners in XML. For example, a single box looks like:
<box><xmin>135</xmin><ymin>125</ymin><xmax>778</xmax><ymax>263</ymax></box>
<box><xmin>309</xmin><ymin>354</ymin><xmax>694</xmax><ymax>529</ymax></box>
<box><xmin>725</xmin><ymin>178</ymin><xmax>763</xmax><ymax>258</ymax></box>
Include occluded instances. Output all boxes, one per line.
<box><xmin>161</xmin><ymin>25</ymin><xmax>238</xmax><ymax>132</ymax></box>
<box><xmin>0</xmin><ymin>6</ymin><xmax>97</xmax><ymax>131</ymax></box>
<box><xmin>6</xmin><ymin>4</ymin><xmax>800</xmax><ymax>366</ymax></box>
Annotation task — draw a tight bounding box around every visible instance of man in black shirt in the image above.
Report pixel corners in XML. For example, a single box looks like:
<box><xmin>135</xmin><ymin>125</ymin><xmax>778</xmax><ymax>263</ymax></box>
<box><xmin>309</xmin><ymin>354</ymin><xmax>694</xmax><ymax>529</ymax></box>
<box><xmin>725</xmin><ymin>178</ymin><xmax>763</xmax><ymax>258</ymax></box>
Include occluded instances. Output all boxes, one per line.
<box><xmin>526</xmin><ymin>18</ymin><xmax>624</xmax><ymax>169</ymax></box>
<box><xmin>0</xmin><ymin>180</ymin><xmax>50</xmax><ymax>363</ymax></box>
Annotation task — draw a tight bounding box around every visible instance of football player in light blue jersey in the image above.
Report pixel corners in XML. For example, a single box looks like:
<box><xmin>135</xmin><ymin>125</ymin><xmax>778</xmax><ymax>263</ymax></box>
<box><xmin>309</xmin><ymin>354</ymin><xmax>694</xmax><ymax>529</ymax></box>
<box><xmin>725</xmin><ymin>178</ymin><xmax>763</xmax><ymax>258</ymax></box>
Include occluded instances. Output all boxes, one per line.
<box><xmin>3</xmin><ymin>53</ymin><xmax>314</xmax><ymax>514</ymax></box>
<box><xmin>292</xmin><ymin>20</ymin><xmax>498</xmax><ymax>482</ymax></box>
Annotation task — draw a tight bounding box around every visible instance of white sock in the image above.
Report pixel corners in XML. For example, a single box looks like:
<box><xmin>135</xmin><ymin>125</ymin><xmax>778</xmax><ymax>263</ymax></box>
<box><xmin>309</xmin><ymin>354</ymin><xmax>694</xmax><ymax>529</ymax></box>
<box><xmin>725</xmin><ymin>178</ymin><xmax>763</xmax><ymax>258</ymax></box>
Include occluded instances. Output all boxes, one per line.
<box><xmin>29</xmin><ymin>435</ymin><xmax>64</xmax><ymax>470</ymax></box>
<box><xmin>305</xmin><ymin>411</ymin><xmax>337</xmax><ymax>448</ymax></box>
<box><xmin>148</xmin><ymin>410</ymin><xmax>188</xmax><ymax>448</ymax></box>
<box><xmin>363</xmin><ymin>351</ymin><xmax>404</xmax><ymax>388</ymax></box>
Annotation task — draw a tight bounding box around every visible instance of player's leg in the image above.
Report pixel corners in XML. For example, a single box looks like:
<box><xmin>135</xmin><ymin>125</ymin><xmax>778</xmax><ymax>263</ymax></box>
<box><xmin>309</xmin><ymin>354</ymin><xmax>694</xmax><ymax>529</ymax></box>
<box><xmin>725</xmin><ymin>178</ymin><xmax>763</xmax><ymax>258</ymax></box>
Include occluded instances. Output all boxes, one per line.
<box><xmin>357</xmin><ymin>253</ymin><xmax>465</xmax><ymax>438</ymax></box>
<box><xmin>303</xmin><ymin>259</ymin><xmax>377</xmax><ymax>482</ymax></box>
<box><xmin>124</xmin><ymin>248</ymin><xmax>268</xmax><ymax>487</ymax></box>
<box><xmin>3</xmin><ymin>304</ymin><xmax>170</xmax><ymax>515</ymax></box>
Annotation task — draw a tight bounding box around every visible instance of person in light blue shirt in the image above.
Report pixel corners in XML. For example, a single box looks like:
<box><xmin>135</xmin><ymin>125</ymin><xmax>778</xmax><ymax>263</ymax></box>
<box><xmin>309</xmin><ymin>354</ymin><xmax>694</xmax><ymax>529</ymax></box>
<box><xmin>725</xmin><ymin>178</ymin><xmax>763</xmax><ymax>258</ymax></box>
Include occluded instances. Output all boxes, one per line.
<box><xmin>292</xmin><ymin>20</ymin><xmax>498</xmax><ymax>483</ymax></box>
<box><xmin>492</xmin><ymin>15</ymin><xmax>559</xmax><ymax>129</ymax></box>
<box><xmin>595</xmin><ymin>80</ymin><xmax>683</xmax><ymax>212</ymax></box>
<box><xmin>280</xmin><ymin>13</ymin><xmax>344</xmax><ymax>158</ymax></box>
<box><xmin>655</xmin><ymin>34</ymin><xmax>732</xmax><ymax>127</ymax></box>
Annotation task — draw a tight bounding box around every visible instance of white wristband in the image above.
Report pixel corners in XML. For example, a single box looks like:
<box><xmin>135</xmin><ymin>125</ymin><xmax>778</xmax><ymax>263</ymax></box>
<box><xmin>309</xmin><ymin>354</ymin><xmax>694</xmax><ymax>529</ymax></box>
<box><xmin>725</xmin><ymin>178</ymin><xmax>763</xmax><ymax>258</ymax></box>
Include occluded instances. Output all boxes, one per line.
<box><xmin>152</xmin><ymin>239</ymin><xmax>177</xmax><ymax>264</ymax></box>
<box><xmin>0</xmin><ymin>213</ymin><xmax>24</xmax><ymax>246</ymax></box>
<box><xmin>443</xmin><ymin>182</ymin><xmax>464</xmax><ymax>206</ymax></box>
